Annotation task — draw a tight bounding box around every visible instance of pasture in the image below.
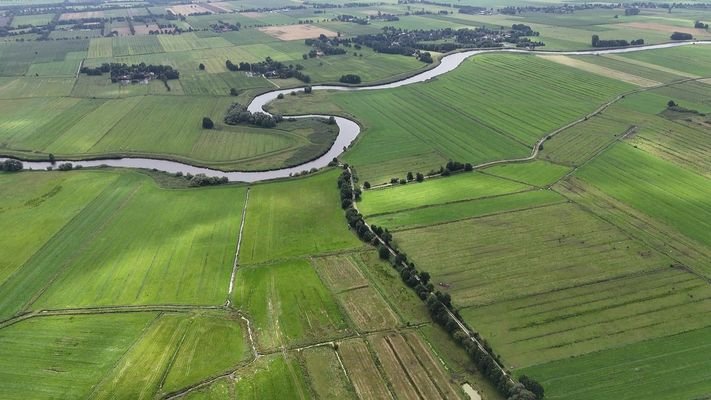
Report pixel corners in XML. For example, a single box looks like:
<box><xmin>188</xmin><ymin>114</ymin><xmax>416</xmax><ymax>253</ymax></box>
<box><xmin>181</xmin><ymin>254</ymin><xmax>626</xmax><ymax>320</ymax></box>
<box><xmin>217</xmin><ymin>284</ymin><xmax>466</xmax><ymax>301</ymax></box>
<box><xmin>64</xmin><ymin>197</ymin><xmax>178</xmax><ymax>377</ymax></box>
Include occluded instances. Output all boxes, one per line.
<box><xmin>359</xmin><ymin>172</ymin><xmax>531</xmax><ymax>216</ymax></box>
<box><xmin>464</xmin><ymin>267</ymin><xmax>711</xmax><ymax>367</ymax></box>
<box><xmin>232</xmin><ymin>259</ymin><xmax>350</xmax><ymax>351</ymax></box>
<box><xmin>0</xmin><ymin>170</ymin><xmax>244</xmax><ymax>318</ymax></box>
<box><xmin>368</xmin><ymin>189</ymin><xmax>565</xmax><ymax>231</ymax></box>
<box><xmin>313</xmin><ymin>254</ymin><xmax>400</xmax><ymax>332</ymax></box>
<box><xmin>0</xmin><ymin>313</ymin><xmax>156</xmax><ymax>399</ymax></box>
<box><xmin>577</xmin><ymin>143</ymin><xmax>711</xmax><ymax>249</ymax></box>
<box><xmin>393</xmin><ymin>203</ymin><xmax>670</xmax><ymax>307</ymax></box>
<box><xmin>239</xmin><ymin>170</ymin><xmax>361</xmax><ymax>264</ymax></box>
<box><xmin>520</xmin><ymin>326</ymin><xmax>711</xmax><ymax>400</ymax></box>
<box><xmin>0</xmin><ymin>95</ymin><xmax>339</xmax><ymax>171</ymax></box>
<box><xmin>233</xmin><ymin>355</ymin><xmax>311</xmax><ymax>400</ymax></box>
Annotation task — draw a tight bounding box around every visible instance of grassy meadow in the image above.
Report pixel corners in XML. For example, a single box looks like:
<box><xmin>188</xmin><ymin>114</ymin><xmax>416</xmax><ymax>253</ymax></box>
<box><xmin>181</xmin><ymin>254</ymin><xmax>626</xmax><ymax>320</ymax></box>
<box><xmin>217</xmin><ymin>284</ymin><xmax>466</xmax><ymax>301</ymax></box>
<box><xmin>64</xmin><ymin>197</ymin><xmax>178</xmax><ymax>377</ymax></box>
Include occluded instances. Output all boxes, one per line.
<box><xmin>239</xmin><ymin>170</ymin><xmax>361</xmax><ymax>264</ymax></box>
<box><xmin>233</xmin><ymin>259</ymin><xmax>350</xmax><ymax>351</ymax></box>
<box><xmin>0</xmin><ymin>170</ymin><xmax>245</xmax><ymax>319</ymax></box>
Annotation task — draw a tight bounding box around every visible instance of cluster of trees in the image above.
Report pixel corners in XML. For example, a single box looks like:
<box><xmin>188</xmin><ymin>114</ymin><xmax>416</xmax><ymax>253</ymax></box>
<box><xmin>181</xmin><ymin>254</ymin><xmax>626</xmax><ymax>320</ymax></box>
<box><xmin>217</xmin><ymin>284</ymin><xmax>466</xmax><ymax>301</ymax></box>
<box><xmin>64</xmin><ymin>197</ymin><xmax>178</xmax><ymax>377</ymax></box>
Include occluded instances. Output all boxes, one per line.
<box><xmin>666</xmin><ymin>99</ymin><xmax>705</xmax><ymax>115</ymax></box>
<box><xmin>696</xmin><ymin>20</ymin><xmax>709</xmax><ymax>29</ymax></box>
<box><xmin>80</xmin><ymin>63</ymin><xmax>179</xmax><ymax>82</ymax></box>
<box><xmin>459</xmin><ymin>6</ymin><xmax>488</xmax><ymax>14</ymax></box>
<box><xmin>223</xmin><ymin>103</ymin><xmax>283</xmax><ymax>128</ymax></box>
<box><xmin>209</xmin><ymin>20</ymin><xmax>240</xmax><ymax>32</ymax></box>
<box><xmin>224</xmin><ymin>57</ymin><xmax>311</xmax><ymax>83</ymax></box>
<box><xmin>352</xmin><ymin>26</ymin><xmax>542</xmax><ymax>56</ymax></box>
<box><xmin>387</xmin><ymin>171</ymin><xmax>425</xmax><ymax>186</ymax></box>
<box><xmin>337</xmin><ymin>166</ymin><xmax>543</xmax><ymax>400</ymax></box>
<box><xmin>187</xmin><ymin>174</ymin><xmax>229</xmax><ymax>187</ymax></box>
<box><xmin>305</xmin><ymin>35</ymin><xmax>348</xmax><ymax>56</ymax></box>
<box><xmin>418</xmin><ymin>51</ymin><xmax>433</xmax><ymax>63</ymax></box>
<box><xmin>624</xmin><ymin>7</ymin><xmax>641</xmax><ymax>15</ymax></box>
<box><xmin>442</xmin><ymin>160</ymin><xmax>474</xmax><ymax>176</ymax></box>
<box><xmin>339</xmin><ymin>74</ymin><xmax>362</xmax><ymax>84</ymax></box>
<box><xmin>0</xmin><ymin>159</ymin><xmax>23</xmax><ymax>172</ymax></box>
<box><xmin>671</xmin><ymin>31</ymin><xmax>693</xmax><ymax>40</ymax></box>
<box><xmin>591</xmin><ymin>35</ymin><xmax>644</xmax><ymax>47</ymax></box>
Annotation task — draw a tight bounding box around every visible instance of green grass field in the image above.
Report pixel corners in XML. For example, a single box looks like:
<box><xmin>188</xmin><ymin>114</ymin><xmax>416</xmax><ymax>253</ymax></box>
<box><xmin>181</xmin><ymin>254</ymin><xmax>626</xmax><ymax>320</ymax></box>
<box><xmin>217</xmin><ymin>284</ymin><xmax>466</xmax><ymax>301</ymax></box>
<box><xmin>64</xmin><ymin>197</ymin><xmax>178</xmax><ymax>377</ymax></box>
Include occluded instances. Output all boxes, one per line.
<box><xmin>233</xmin><ymin>354</ymin><xmax>311</xmax><ymax>400</ymax></box>
<box><xmin>465</xmin><ymin>268</ymin><xmax>711</xmax><ymax>367</ymax></box>
<box><xmin>239</xmin><ymin>170</ymin><xmax>361</xmax><ymax>264</ymax></box>
<box><xmin>482</xmin><ymin>160</ymin><xmax>571</xmax><ymax>187</ymax></box>
<box><xmin>368</xmin><ymin>189</ymin><xmax>565</xmax><ymax>230</ymax></box>
<box><xmin>520</xmin><ymin>325</ymin><xmax>711</xmax><ymax>400</ymax></box>
<box><xmin>0</xmin><ymin>313</ymin><xmax>157</xmax><ymax>400</ymax></box>
<box><xmin>233</xmin><ymin>259</ymin><xmax>349</xmax><ymax>351</ymax></box>
<box><xmin>0</xmin><ymin>170</ymin><xmax>245</xmax><ymax>318</ymax></box>
<box><xmin>0</xmin><ymin>95</ymin><xmax>339</xmax><ymax>171</ymax></box>
<box><xmin>577</xmin><ymin>143</ymin><xmax>711</xmax><ymax>249</ymax></box>
<box><xmin>360</xmin><ymin>172</ymin><xmax>532</xmax><ymax>216</ymax></box>
<box><xmin>394</xmin><ymin>203</ymin><xmax>670</xmax><ymax>307</ymax></box>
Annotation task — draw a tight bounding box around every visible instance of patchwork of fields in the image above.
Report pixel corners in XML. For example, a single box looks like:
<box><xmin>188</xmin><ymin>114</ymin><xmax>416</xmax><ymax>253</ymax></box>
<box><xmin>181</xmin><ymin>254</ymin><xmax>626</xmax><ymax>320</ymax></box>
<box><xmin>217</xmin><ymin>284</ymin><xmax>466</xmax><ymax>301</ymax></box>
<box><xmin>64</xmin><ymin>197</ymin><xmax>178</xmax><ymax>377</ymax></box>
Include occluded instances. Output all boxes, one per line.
<box><xmin>2</xmin><ymin>2</ymin><xmax>711</xmax><ymax>398</ymax></box>
<box><xmin>350</xmin><ymin>46</ymin><xmax>711</xmax><ymax>400</ymax></box>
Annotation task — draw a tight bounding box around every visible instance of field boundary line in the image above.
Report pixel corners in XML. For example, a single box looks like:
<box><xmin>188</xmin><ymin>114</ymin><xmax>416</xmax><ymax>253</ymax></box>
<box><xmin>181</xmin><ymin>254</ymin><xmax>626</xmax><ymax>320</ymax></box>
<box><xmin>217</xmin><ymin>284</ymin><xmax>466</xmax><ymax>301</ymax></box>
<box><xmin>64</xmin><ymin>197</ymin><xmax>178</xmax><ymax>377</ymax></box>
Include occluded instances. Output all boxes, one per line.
<box><xmin>21</xmin><ymin>182</ymin><xmax>144</xmax><ymax>315</ymax></box>
<box><xmin>391</xmin><ymin>200</ymin><xmax>566</xmax><ymax>234</ymax></box>
<box><xmin>87</xmin><ymin>312</ymin><xmax>164</xmax><ymax>399</ymax></box>
<box><xmin>226</xmin><ymin>187</ymin><xmax>250</xmax><ymax>305</ymax></box>
<box><xmin>457</xmin><ymin>266</ymin><xmax>671</xmax><ymax>311</ymax></box>
<box><xmin>363</xmin><ymin>187</ymin><xmax>536</xmax><ymax>218</ymax></box>
<box><xmin>550</xmin><ymin>125</ymin><xmax>638</xmax><ymax>186</ymax></box>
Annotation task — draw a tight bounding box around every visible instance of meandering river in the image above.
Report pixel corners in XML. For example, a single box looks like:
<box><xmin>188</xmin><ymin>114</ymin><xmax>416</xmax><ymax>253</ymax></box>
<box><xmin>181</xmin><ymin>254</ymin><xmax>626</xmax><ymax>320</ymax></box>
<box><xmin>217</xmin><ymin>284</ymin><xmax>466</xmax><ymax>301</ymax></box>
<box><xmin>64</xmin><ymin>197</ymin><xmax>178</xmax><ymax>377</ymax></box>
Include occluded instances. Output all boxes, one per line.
<box><xmin>4</xmin><ymin>41</ymin><xmax>709</xmax><ymax>182</ymax></box>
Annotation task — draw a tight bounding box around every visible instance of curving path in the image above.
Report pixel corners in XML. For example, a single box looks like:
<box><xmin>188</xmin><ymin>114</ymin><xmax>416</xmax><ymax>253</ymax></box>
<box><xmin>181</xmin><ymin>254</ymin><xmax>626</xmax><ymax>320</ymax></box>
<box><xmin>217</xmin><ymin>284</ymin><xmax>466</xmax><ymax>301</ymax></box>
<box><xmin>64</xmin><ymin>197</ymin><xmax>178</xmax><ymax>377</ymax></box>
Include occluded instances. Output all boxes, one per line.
<box><xmin>3</xmin><ymin>41</ymin><xmax>709</xmax><ymax>182</ymax></box>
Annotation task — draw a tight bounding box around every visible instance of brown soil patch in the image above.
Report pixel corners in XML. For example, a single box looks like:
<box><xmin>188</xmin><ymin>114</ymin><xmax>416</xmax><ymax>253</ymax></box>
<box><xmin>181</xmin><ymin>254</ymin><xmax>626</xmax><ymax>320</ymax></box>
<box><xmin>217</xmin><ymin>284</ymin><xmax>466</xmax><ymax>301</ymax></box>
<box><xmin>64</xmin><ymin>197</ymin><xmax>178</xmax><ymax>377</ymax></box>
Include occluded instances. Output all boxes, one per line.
<box><xmin>211</xmin><ymin>2</ymin><xmax>235</xmax><ymax>12</ymax></box>
<box><xmin>619</xmin><ymin>22</ymin><xmax>704</xmax><ymax>35</ymax></box>
<box><xmin>242</xmin><ymin>12</ymin><xmax>265</xmax><ymax>19</ymax></box>
<box><xmin>133</xmin><ymin>23</ymin><xmax>161</xmax><ymax>35</ymax></box>
<box><xmin>312</xmin><ymin>255</ymin><xmax>368</xmax><ymax>292</ymax></box>
<box><xmin>339</xmin><ymin>287</ymin><xmax>399</xmax><ymax>331</ymax></box>
<box><xmin>167</xmin><ymin>4</ymin><xmax>213</xmax><ymax>16</ymax></box>
<box><xmin>59</xmin><ymin>11</ymin><xmax>105</xmax><ymax>21</ymax></box>
<box><xmin>259</xmin><ymin>24</ymin><xmax>337</xmax><ymax>41</ymax></box>
<box><xmin>338</xmin><ymin>339</ymin><xmax>393</xmax><ymax>400</ymax></box>
<box><xmin>540</xmin><ymin>54</ymin><xmax>662</xmax><ymax>87</ymax></box>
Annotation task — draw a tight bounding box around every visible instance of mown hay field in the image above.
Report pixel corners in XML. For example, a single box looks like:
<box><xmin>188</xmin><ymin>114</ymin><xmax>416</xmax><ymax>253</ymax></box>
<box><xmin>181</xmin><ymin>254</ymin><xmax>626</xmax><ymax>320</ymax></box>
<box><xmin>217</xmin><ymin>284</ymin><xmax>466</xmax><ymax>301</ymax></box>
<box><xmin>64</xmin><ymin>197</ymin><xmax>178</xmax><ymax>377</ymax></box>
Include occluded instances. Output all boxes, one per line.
<box><xmin>0</xmin><ymin>170</ymin><xmax>245</xmax><ymax>319</ymax></box>
<box><xmin>239</xmin><ymin>170</ymin><xmax>362</xmax><ymax>264</ymax></box>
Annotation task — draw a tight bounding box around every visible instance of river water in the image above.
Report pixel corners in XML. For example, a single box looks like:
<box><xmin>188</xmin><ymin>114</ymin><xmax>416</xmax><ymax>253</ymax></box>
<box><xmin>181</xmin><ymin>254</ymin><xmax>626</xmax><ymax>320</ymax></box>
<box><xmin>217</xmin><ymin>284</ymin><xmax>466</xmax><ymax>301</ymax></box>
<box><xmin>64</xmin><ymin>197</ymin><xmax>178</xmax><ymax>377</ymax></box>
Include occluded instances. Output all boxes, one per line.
<box><xmin>3</xmin><ymin>41</ymin><xmax>708</xmax><ymax>182</ymax></box>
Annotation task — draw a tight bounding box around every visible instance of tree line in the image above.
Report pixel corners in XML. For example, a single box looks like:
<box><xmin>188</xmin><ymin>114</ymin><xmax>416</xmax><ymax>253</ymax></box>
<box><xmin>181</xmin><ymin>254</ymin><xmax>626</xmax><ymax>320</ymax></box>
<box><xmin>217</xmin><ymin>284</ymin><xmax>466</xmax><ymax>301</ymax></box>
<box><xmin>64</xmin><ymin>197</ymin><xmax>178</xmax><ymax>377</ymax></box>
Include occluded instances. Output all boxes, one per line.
<box><xmin>591</xmin><ymin>34</ymin><xmax>644</xmax><ymax>47</ymax></box>
<box><xmin>223</xmin><ymin>103</ymin><xmax>283</xmax><ymax>128</ymax></box>
<box><xmin>80</xmin><ymin>62</ymin><xmax>179</xmax><ymax>82</ymax></box>
<box><xmin>338</xmin><ymin>166</ymin><xmax>545</xmax><ymax>400</ymax></box>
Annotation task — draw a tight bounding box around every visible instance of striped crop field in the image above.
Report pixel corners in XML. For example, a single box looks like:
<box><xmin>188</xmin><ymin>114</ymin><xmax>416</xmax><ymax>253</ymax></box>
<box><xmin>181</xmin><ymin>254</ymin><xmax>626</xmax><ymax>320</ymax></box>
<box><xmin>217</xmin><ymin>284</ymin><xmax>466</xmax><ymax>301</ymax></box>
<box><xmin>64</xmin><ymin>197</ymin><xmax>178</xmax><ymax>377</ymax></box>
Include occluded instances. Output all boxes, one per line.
<box><xmin>393</xmin><ymin>203</ymin><xmax>670</xmax><ymax>307</ymax></box>
<box><xmin>232</xmin><ymin>259</ymin><xmax>350</xmax><ymax>352</ymax></box>
<box><xmin>0</xmin><ymin>170</ymin><xmax>245</xmax><ymax>319</ymax></box>
<box><xmin>464</xmin><ymin>267</ymin><xmax>711</xmax><ymax>368</ymax></box>
<box><xmin>239</xmin><ymin>170</ymin><xmax>361</xmax><ymax>265</ymax></box>
<box><xmin>519</xmin><ymin>325</ymin><xmax>711</xmax><ymax>400</ymax></box>
<box><xmin>368</xmin><ymin>189</ymin><xmax>565</xmax><ymax>231</ymax></box>
<box><xmin>359</xmin><ymin>171</ymin><xmax>531</xmax><ymax>217</ymax></box>
<box><xmin>577</xmin><ymin>143</ymin><xmax>711</xmax><ymax>250</ymax></box>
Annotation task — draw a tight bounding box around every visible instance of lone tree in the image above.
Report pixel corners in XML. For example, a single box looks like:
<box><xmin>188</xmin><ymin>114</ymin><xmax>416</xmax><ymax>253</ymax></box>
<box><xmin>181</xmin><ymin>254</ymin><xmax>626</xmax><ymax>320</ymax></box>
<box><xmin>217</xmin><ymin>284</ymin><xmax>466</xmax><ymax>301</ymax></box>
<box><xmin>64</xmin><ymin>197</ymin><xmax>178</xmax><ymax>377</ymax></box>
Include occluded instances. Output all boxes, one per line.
<box><xmin>304</xmin><ymin>86</ymin><xmax>313</xmax><ymax>94</ymax></box>
<box><xmin>667</xmin><ymin>100</ymin><xmax>678</xmax><ymax>108</ymax></box>
<box><xmin>202</xmin><ymin>117</ymin><xmax>214</xmax><ymax>129</ymax></box>
<box><xmin>198</xmin><ymin>63</ymin><xmax>205</xmax><ymax>70</ymax></box>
